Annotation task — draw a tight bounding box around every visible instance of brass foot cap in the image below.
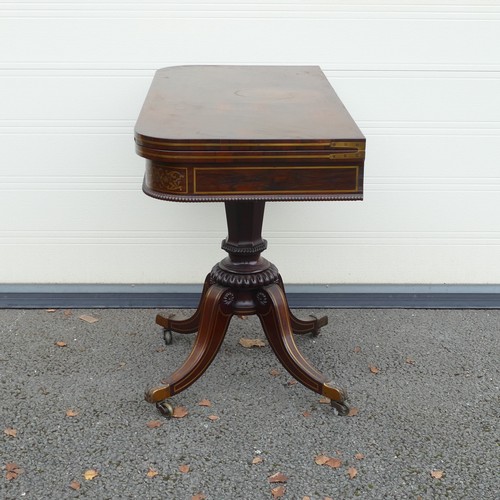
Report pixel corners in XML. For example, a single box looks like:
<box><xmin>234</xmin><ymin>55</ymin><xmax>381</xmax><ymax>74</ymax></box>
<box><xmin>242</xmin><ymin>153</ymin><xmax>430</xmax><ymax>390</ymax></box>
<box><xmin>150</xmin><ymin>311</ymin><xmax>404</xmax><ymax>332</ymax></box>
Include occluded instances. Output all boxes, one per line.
<box><xmin>323</xmin><ymin>383</ymin><xmax>347</xmax><ymax>402</ymax></box>
<box><xmin>145</xmin><ymin>385</ymin><xmax>171</xmax><ymax>404</ymax></box>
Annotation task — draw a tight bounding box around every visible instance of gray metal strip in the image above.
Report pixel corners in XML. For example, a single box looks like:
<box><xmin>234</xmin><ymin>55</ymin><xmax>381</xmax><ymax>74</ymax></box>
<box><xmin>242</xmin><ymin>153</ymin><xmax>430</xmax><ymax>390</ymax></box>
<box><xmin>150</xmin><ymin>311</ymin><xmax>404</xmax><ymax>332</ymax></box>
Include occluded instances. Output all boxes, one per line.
<box><xmin>1</xmin><ymin>284</ymin><xmax>500</xmax><ymax>309</ymax></box>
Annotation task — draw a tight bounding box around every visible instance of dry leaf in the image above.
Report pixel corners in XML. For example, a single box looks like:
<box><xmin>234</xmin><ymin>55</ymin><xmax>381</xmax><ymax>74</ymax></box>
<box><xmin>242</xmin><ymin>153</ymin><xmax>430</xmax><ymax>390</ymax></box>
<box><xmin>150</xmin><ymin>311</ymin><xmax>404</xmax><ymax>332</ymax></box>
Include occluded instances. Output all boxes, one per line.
<box><xmin>79</xmin><ymin>314</ymin><xmax>99</xmax><ymax>324</ymax></box>
<box><xmin>146</xmin><ymin>420</ymin><xmax>162</xmax><ymax>429</ymax></box>
<box><xmin>239</xmin><ymin>338</ymin><xmax>267</xmax><ymax>348</ymax></box>
<box><xmin>369</xmin><ymin>365</ymin><xmax>380</xmax><ymax>374</ymax></box>
<box><xmin>5</xmin><ymin>463</ymin><xmax>23</xmax><ymax>481</ymax></box>
<box><xmin>406</xmin><ymin>357</ymin><xmax>415</xmax><ymax>365</ymax></box>
<box><xmin>269</xmin><ymin>369</ymin><xmax>280</xmax><ymax>377</ymax></box>
<box><xmin>46</xmin><ymin>309</ymin><xmax>56</xmax><ymax>313</ymax></box>
<box><xmin>4</xmin><ymin>427</ymin><xmax>17</xmax><ymax>437</ymax></box>
<box><xmin>354</xmin><ymin>346</ymin><xmax>361</xmax><ymax>353</ymax></box>
<box><xmin>55</xmin><ymin>341</ymin><xmax>67</xmax><ymax>347</ymax></box>
<box><xmin>325</xmin><ymin>457</ymin><xmax>342</xmax><ymax>469</ymax></box>
<box><xmin>192</xmin><ymin>494</ymin><xmax>206</xmax><ymax>500</ymax></box>
<box><xmin>354</xmin><ymin>453</ymin><xmax>365</xmax><ymax>460</ymax></box>
<box><xmin>271</xmin><ymin>486</ymin><xmax>286</xmax><ymax>498</ymax></box>
<box><xmin>303</xmin><ymin>497</ymin><xmax>312</xmax><ymax>500</ymax></box>
<box><xmin>179</xmin><ymin>464</ymin><xmax>190</xmax><ymax>473</ymax></box>
<box><xmin>146</xmin><ymin>468</ymin><xmax>158</xmax><ymax>478</ymax></box>
<box><xmin>268</xmin><ymin>472</ymin><xmax>288</xmax><ymax>483</ymax></box>
<box><xmin>287</xmin><ymin>379</ymin><xmax>297</xmax><ymax>386</ymax></box>
<box><xmin>431</xmin><ymin>470</ymin><xmax>444</xmax><ymax>479</ymax></box>
<box><xmin>319</xmin><ymin>397</ymin><xmax>330</xmax><ymax>404</ymax></box>
<box><xmin>347</xmin><ymin>467</ymin><xmax>358</xmax><ymax>479</ymax></box>
<box><xmin>314</xmin><ymin>455</ymin><xmax>330</xmax><ymax>465</ymax></box>
<box><xmin>69</xmin><ymin>480</ymin><xmax>81</xmax><ymax>490</ymax></box>
<box><xmin>198</xmin><ymin>399</ymin><xmax>212</xmax><ymax>407</ymax></box>
<box><xmin>252</xmin><ymin>456</ymin><xmax>263</xmax><ymax>464</ymax></box>
<box><xmin>65</xmin><ymin>409</ymin><xmax>79</xmax><ymax>417</ymax></box>
<box><xmin>172</xmin><ymin>406</ymin><xmax>188</xmax><ymax>418</ymax></box>
<box><xmin>64</xmin><ymin>310</ymin><xmax>73</xmax><ymax>317</ymax></box>
<box><xmin>84</xmin><ymin>469</ymin><xmax>99</xmax><ymax>481</ymax></box>
<box><xmin>207</xmin><ymin>415</ymin><xmax>219</xmax><ymax>421</ymax></box>
<box><xmin>347</xmin><ymin>407</ymin><xmax>359</xmax><ymax>417</ymax></box>
<box><xmin>302</xmin><ymin>410</ymin><xmax>312</xmax><ymax>418</ymax></box>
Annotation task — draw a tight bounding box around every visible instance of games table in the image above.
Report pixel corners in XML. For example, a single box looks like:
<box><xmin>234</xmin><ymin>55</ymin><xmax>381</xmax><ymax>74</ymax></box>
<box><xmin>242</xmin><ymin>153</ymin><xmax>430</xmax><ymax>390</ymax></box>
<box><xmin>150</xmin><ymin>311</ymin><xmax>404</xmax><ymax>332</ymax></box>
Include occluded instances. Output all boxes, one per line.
<box><xmin>134</xmin><ymin>65</ymin><xmax>365</xmax><ymax>416</ymax></box>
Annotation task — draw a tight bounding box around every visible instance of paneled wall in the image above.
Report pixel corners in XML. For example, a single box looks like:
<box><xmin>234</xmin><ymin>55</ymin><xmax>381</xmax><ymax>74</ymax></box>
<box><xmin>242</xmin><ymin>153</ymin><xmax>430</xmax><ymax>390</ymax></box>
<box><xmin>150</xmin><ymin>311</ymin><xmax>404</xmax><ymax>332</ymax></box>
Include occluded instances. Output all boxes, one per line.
<box><xmin>1</xmin><ymin>1</ymin><xmax>499</xmax><ymax>285</ymax></box>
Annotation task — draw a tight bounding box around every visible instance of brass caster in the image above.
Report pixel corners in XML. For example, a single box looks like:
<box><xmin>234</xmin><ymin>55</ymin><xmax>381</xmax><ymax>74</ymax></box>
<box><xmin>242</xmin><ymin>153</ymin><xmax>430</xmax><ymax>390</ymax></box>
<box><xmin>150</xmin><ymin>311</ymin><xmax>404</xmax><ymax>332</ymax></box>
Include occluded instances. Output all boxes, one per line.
<box><xmin>163</xmin><ymin>328</ymin><xmax>173</xmax><ymax>345</ymax></box>
<box><xmin>156</xmin><ymin>400</ymin><xmax>174</xmax><ymax>418</ymax></box>
<box><xmin>330</xmin><ymin>400</ymin><xmax>350</xmax><ymax>416</ymax></box>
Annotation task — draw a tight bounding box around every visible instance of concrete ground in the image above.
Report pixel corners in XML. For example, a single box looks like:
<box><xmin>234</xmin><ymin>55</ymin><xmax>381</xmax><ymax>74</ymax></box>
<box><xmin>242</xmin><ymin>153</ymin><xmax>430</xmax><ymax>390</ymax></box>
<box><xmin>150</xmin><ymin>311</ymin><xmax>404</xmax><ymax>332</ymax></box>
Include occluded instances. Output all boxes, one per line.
<box><xmin>0</xmin><ymin>308</ymin><xmax>498</xmax><ymax>499</ymax></box>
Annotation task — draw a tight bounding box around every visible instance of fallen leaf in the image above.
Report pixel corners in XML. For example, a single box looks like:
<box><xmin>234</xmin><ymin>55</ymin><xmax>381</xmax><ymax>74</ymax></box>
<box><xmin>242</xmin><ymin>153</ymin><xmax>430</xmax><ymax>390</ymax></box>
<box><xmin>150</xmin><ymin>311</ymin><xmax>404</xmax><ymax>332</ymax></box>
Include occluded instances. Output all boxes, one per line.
<box><xmin>269</xmin><ymin>369</ymin><xmax>280</xmax><ymax>377</ymax></box>
<box><xmin>4</xmin><ymin>427</ymin><xmax>17</xmax><ymax>437</ymax></box>
<box><xmin>84</xmin><ymin>469</ymin><xmax>99</xmax><ymax>481</ymax></box>
<box><xmin>406</xmin><ymin>357</ymin><xmax>415</xmax><ymax>365</ymax></box>
<box><xmin>192</xmin><ymin>494</ymin><xmax>206</xmax><ymax>500</ymax></box>
<box><xmin>271</xmin><ymin>486</ymin><xmax>286</xmax><ymax>498</ymax></box>
<box><xmin>79</xmin><ymin>314</ymin><xmax>99</xmax><ymax>324</ymax></box>
<box><xmin>172</xmin><ymin>406</ymin><xmax>188</xmax><ymax>418</ymax></box>
<box><xmin>198</xmin><ymin>399</ymin><xmax>212</xmax><ymax>407</ymax></box>
<box><xmin>287</xmin><ymin>379</ymin><xmax>297</xmax><ymax>386</ymax></box>
<box><xmin>319</xmin><ymin>397</ymin><xmax>330</xmax><ymax>404</ymax></box>
<box><xmin>239</xmin><ymin>338</ymin><xmax>267</xmax><ymax>348</ymax></box>
<box><xmin>155</xmin><ymin>347</ymin><xmax>166</xmax><ymax>353</ymax></box>
<box><xmin>268</xmin><ymin>472</ymin><xmax>288</xmax><ymax>483</ymax></box>
<box><xmin>146</xmin><ymin>420</ymin><xmax>162</xmax><ymax>429</ymax></box>
<box><xmin>146</xmin><ymin>468</ymin><xmax>158</xmax><ymax>478</ymax></box>
<box><xmin>252</xmin><ymin>456</ymin><xmax>263</xmax><ymax>464</ymax></box>
<box><xmin>369</xmin><ymin>365</ymin><xmax>380</xmax><ymax>374</ymax></box>
<box><xmin>207</xmin><ymin>415</ymin><xmax>219</xmax><ymax>421</ymax></box>
<box><xmin>303</xmin><ymin>497</ymin><xmax>312</xmax><ymax>500</ymax></box>
<box><xmin>347</xmin><ymin>407</ymin><xmax>359</xmax><ymax>417</ymax></box>
<box><xmin>69</xmin><ymin>480</ymin><xmax>81</xmax><ymax>490</ymax></box>
<box><xmin>5</xmin><ymin>463</ymin><xmax>23</xmax><ymax>480</ymax></box>
<box><xmin>46</xmin><ymin>309</ymin><xmax>56</xmax><ymax>313</ymax></box>
<box><xmin>354</xmin><ymin>453</ymin><xmax>365</xmax><ymax>460</ymax></box>
<box><xmin>314</xmin><ymin>455</ymin><xmax>330</xmax><ymax>465</ymax></box>
<box><xmin>302</xmin><ymin>410</ymin><xmax>312</xmax><ymax>418</ymax></box>
<box><xmin>354</xmin><ymin>346</ymin><xmax>361</xmax><ymax>353</ymax></box>
<box><xmin>179</xmin><ymin>464</ymin><xmax>190</xmax><ymax>473</ymax></box>
<box><xmin>65</xmin><ymin>409</ymin><xmax>79</xmax><ymax>417</ymax></box>
<box><xmin>325</xmin><ymin>457</ymin><xmax>342</xmax><ymax>469</ymax></box>
<box><xmin>55</xmin><ymin>341</ymin><xmax>67</xmax><ymax>348</ymax></box>
<box><xmin>324</xmin><ymin>497</ymin><xmax>334</xmax><ymax>500</ymax></box>
<box><xmin>347</xmin><ymin>466</ymin><xmax>358</xmax><ymax>479</ymax></box>
<box><xmin>431</xmin><ymin>470</ymin><xmax>444</xmax><ymax>479</ymax></box>
<box><xmin>63</xmin><ymin>310</ymin><xmax>73</xmax><ymax>317</ymax></box>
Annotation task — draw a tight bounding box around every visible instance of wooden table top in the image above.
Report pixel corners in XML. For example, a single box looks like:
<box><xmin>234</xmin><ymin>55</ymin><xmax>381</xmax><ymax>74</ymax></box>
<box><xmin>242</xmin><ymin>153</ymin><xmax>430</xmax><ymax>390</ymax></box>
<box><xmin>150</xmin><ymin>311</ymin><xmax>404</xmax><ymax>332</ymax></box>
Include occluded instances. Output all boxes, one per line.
<box><xmin>135</xmin><ymin>65</ymin><xmax>365</xmax><ymax>202</ymax></box>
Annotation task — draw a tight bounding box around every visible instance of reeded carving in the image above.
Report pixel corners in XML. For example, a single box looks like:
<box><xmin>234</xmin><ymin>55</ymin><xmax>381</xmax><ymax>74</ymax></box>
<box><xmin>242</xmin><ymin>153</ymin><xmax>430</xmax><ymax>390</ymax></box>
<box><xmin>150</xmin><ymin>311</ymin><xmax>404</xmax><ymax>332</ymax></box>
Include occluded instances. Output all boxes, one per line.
<box><xmin>210</xmin><ymin>263</ymin><xmax>279</xmax><ymax>288</ymax></box>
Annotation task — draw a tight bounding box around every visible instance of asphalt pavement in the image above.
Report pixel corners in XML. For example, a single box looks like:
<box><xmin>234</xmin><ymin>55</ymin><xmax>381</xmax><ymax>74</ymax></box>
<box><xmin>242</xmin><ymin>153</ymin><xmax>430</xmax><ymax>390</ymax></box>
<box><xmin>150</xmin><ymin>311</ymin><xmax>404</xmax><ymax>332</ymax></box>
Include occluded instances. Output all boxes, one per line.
<box><xmin>1</xmin><ymin>308</ymin><xmax>498</xmax><ymax>499</ymax></box>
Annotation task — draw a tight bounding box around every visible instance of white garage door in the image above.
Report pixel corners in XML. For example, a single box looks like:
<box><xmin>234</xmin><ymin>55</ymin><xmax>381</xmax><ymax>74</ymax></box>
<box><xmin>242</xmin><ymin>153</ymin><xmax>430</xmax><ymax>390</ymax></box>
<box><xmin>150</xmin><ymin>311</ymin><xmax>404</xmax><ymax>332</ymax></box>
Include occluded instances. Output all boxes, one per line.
<box><xmin>1</xmin><ymin>1</ymin><xmax>499</xmax><ymax>288</ymax></box>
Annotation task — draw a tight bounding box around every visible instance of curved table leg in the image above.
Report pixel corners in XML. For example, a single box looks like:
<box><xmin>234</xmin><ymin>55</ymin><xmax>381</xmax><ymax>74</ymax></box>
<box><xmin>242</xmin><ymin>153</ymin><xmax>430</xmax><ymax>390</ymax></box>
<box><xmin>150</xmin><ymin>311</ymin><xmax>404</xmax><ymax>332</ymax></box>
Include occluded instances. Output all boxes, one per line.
<box><xmin>256</xmin><ymin>283</ymin><xmax>346</xmax><ymax>405</ymax></box>
<box><xmin>155</xmin><ymin>274</ymin><xmax>212</xmax><ymax>334</ymax></box>
<box><xmin>277</xmin><ymin>274</ymin><xmax>328</xmax><ymax>336</ymax></box>
<box><xmin>145</xmin><ymin>284</ymin><xmax>233</xmax><ymax>405</ymax></box>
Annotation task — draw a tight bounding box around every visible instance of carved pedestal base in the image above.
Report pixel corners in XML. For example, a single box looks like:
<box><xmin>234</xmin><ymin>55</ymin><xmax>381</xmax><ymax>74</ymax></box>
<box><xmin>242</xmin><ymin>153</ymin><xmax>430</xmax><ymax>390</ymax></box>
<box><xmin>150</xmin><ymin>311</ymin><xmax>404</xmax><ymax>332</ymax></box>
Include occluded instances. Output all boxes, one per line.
<box><xmin>145</xmin><ymin>201</ymin><xmax>348</xmax><ymax>415</ymax></box>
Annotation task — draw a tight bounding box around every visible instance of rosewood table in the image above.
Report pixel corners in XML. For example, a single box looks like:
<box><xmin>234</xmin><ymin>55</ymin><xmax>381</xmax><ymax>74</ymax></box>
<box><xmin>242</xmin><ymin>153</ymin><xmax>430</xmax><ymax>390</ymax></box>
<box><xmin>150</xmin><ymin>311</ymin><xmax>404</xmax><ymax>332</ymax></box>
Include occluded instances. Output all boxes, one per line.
<box><xmin>134</xmin><ymin>65</ymin><xmax>365</xmax><ymax>416</ymax></box>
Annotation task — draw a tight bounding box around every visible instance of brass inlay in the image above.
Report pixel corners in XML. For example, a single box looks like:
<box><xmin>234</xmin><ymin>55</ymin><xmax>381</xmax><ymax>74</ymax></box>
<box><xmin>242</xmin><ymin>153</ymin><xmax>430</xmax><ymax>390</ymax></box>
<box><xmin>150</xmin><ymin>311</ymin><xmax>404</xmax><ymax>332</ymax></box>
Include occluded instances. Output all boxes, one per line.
<box><xmin>139</xmin><ymin>149</ymin><xmax>364</xmax><ymax>161</ymax></box>
<box><xmin>150</xmin><ymin>166</ymin><xmax>188</xmax><ymax>194</ymax></box>
<box><xmin>193</xmin><ymin>165</ymin><xmax>359</xmax><ymax>195</ymax></box>
<box><xmin>136</xmin><ymin>136</ymin><xmax>365</xmax><ymax>151</ymax></box>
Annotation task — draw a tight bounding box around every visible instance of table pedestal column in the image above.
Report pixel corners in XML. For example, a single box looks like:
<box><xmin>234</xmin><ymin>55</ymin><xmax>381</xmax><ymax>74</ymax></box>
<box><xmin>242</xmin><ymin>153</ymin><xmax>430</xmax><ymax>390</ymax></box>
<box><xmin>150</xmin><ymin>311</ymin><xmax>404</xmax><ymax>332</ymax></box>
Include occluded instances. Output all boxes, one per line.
<box><xmin>145</xmin><ymin>201</ymin><xmax>349</xmax><ymax>416</ymax></box>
